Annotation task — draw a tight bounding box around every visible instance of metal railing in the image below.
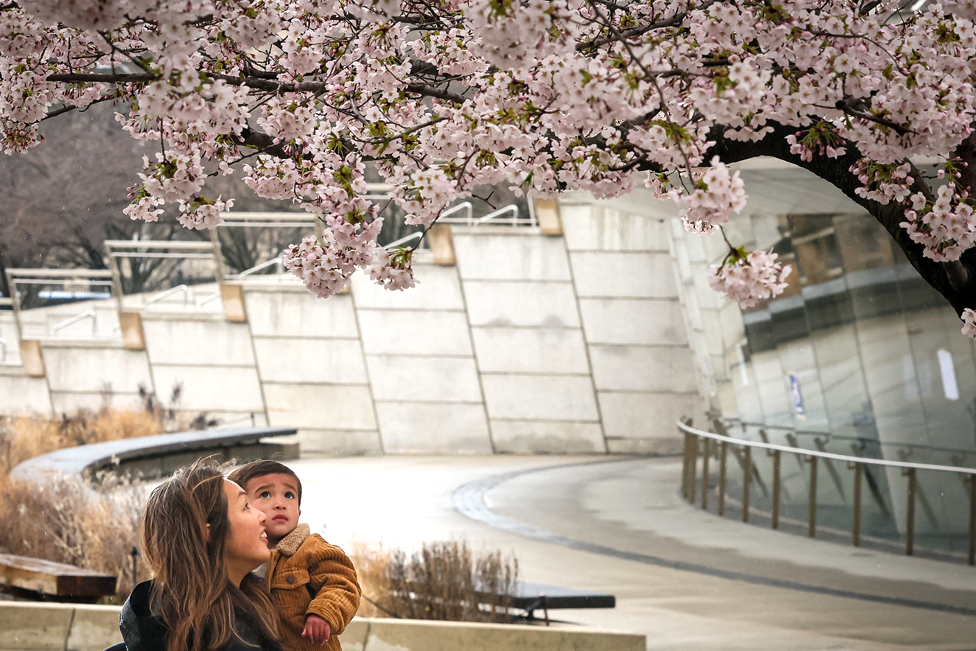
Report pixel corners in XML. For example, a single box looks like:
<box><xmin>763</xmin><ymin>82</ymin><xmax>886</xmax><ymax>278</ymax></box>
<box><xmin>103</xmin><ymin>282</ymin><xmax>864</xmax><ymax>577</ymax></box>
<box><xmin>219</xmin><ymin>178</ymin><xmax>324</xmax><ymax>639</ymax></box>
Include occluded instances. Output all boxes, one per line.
<box><xmin>727</xmin><ymin>417</ymin><xmax>976</xmax><ymax>461</ymax></box>
<box><xmin>437</xmin><ymin>202</ymin><xmax>537</xmax><ymax>227</ymax></box>
<box><xmin>385</xmin><ymin>232</ymin><xmax>424</xmax><ymax>249</ymax></box>
<box><xmin>52</xmin><ymin>310</ymin><xmax>96</xmax><ymax>334</ymax></box>
<box><xmin>213</xmin><ymin>212</ymin><xmax>316</xmax><ymax>281</ymax></box>
<box><xmin>4</xmin><ymin>269</ymin><xmax>118</xmax><ymax>341</ymax></box>
<box><xmin>104</xmin><ymin>240</ymin><xmax>222</xmax><ymax>311</ymax></box>
<box><xmin>677</xmin><ymin>419</ymin><xmax>976</xmax><ymax>564</ymax></box>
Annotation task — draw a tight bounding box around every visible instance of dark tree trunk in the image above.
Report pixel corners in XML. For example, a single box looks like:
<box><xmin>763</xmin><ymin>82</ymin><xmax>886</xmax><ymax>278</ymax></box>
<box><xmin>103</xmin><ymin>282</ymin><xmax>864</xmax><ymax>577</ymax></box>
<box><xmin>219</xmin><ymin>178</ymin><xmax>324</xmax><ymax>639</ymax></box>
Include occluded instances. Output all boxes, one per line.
<box><xmin>694</xmin><ymin>121</ymin><xmax>976</xmax><ymax>318</ymax></box>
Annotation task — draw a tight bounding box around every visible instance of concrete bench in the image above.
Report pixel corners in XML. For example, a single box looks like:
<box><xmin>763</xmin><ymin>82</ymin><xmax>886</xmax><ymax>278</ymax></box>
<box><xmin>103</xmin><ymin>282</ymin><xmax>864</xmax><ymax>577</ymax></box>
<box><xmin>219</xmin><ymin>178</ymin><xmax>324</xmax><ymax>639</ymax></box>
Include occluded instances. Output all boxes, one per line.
<box><xmin>10</xmin><ymin>425</ymin><xmax>299</xmax><ymax>483</ymax></box>
<box><xmin>0</xmin><ymin>554</ymin><xmax>116</xmax><ymax>604</ymax></box>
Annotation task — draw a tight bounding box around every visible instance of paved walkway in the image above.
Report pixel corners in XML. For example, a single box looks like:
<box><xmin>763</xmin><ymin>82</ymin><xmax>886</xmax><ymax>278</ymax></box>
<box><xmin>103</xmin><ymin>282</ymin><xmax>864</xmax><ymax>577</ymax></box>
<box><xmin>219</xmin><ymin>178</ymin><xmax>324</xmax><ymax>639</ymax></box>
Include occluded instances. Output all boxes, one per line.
<box><xmin>291</xmin><ymin>455</ymin><xmax>976</xmax><ymax>651</ymax></box>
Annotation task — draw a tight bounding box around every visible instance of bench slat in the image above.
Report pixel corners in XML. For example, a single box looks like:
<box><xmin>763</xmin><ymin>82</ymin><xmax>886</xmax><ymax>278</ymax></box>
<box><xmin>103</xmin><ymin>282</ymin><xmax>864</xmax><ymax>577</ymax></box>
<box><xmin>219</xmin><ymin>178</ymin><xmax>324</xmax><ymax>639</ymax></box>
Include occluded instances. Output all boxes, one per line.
<box><xmin>0</xmin><ymin>554</ymin><xmax>116</xmax><ymax>597</ymax></box>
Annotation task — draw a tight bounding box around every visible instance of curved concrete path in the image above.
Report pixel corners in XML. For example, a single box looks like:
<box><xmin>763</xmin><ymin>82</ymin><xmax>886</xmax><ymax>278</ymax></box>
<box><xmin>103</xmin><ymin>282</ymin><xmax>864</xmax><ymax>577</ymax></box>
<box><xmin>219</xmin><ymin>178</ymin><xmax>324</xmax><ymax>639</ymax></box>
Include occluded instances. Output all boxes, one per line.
<box><xmin>291</xmin><ymin>455</ymin><xmax>976</xmax><ymax>651</ymax></box>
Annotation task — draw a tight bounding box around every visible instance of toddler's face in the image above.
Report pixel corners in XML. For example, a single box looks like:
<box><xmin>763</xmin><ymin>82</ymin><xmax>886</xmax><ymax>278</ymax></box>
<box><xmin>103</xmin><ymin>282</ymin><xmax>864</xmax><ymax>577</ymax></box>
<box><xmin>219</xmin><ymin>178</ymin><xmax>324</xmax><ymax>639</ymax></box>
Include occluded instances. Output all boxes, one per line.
<box><xmin>246</xmin><ymin>473</ymin><xmax>301</xmax><ymax>545</ymax></box>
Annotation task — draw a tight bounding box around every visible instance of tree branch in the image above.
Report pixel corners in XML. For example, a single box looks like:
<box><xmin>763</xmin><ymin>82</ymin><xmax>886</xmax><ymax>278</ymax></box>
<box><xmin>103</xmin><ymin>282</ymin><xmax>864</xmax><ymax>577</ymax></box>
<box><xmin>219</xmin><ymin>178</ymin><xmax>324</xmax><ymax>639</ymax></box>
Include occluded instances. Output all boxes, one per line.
<box><xmin>47</xmin><ymin>71</ymin><xmax>469</xmax><ymax>104</ymax></box>
<box><xmin>687</xmin><ymin>121</ymin><xmax>976</xmax><ymax>316</ymax></box>
<box><xmin>577</xmin><ymin>0</ymin><xmax>721</xmax><ymax>51</ymax></box>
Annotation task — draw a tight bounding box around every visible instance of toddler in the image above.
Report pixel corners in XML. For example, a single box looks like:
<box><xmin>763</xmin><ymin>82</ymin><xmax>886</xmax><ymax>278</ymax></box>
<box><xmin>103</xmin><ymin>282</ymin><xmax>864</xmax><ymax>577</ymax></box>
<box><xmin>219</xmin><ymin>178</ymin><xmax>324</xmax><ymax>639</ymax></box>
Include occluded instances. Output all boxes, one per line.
<box><xmin>229</xmin><ymin>461</ymin><xmax>360</xmax><ymax>651</ymax></box>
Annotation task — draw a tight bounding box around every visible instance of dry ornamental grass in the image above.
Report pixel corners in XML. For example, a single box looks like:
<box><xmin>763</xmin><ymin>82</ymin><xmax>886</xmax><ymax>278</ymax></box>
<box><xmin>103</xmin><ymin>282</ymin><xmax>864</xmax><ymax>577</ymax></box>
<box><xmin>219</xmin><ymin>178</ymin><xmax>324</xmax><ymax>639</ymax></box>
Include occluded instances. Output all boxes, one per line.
<box><xmin>0</xmin><ymin>407</ymin><xmax>164</xmax><ymax>603</ymax></box>
<box><xmin>351</xmin><ymin>541</ymin><xmax>520</xmax><ymax>623</ymax></box>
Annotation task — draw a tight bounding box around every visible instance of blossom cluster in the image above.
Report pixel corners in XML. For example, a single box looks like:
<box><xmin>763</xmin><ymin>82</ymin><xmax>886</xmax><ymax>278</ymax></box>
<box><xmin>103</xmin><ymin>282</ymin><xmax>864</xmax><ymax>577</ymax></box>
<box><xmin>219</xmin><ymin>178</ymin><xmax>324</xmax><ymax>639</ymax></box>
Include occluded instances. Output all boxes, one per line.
<box><xmin>370</xmin><ymin>247</ymin><xmax>417</xmax><ymax>291</ymax></box>
<box><xmin>900</xmin><ymin>186</ymin><xmax>976</xmax><ymax>261</ymax></box>
<box><xmin>5</xmin><ymin>0</ymin><xmax>976</xmax><ymax>317</ymax></box>
<box><xmin>962</xmin><ymin>308</ymin><xmax>976</xmax><ymax>338</ymax></box>
<box><xmin>281</xmin><ymin>209</ymin><xmax>384</xmax><ymax>298</ymax></box>
<box><xmin>671</xmin><ymin>159</ymin><xmax>747</xmax><ymax>234</ymax></box>
<box><xmin>178</xmin><ymin>196</ymin><xmax>233</xmax><ymax>230</ymax></box>
<box><xmin>709</xmin><ymin>250</ymin><xmax>792</xmax><ymax>309</ymax></box>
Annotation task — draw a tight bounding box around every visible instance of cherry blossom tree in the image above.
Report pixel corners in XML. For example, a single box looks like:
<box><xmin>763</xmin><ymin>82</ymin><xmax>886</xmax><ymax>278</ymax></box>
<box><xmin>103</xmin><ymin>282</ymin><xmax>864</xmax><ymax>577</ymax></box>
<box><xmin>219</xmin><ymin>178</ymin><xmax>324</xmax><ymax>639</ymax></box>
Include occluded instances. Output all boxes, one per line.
<box><xmin>5</xmin><ymin>0</ymin><xmax>976</xmax><ymax>335</ymax></box>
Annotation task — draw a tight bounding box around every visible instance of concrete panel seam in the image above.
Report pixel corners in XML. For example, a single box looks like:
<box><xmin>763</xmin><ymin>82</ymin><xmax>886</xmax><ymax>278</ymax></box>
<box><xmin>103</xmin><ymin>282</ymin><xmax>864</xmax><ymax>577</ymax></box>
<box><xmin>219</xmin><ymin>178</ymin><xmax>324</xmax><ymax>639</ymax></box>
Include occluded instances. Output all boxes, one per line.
<box><xmin>566</xmin><ymin>248</ymin><xmax>670</xmax><ymax>254</ymax></box>
<box><xmin>363</xmin><ymin>353</ymin><xmax>477</xmax><ymax>360</ymax></box>
<box><xmin>457</xmin><ymin>273</ymin><xmax>496</xmax><ymax>454</ymax></box>
<box><xmin>61</xmin><ymin>608</ymin><xmax>75</xmax><ymax>651</ymax></box>
<box><xmin>48</xmin><ymin>390</ymin><xmax>143</xmax><ymax>396</ymax></box>
<box><xmin>453</xmin><ymin>278</ymin><xmax>574</xmax><ymax>286</ymax></box>
<box><xmin>597</xmin><ymin>389</ymin><xmax>701</xmax><ymax>395</ymax></box>
<box><xmin>576</xmin><ymin>295</ymin><xmax>680</xmax><ymax>302</ymax></box>
<box><xmin>373</xmin><ymin>399</ymin><xmax>486</xmax><ymax>405</ymax></box>
<box><xmin>354</xmin><ymin>307</ymin><xmax>467</xmax><ymax>314</ymax></box>
<box><xmin>261</xmin><ymin>380</ymin><xmax>372</xmax><ymax>387</ymax></box>
<box><xmin>490</xmin><ymin>416</ymin><xmax>602</xmax><ymax>423</ymax></box>
<box><xmin>469</xmin><ymin>325</ymin><xmax>581</xmax><ymax>332</ymax></box>
<box><xmin>147</xmin><ymin>362</ymin><xmax>259</xmax><ymax>369</ymax></box>
<box><xmin>558</xmin><ymin>229</ymin><xmax>606</xmax><ymax>452</ymax></box>
<box><xmin>588</xmin><ymin>342</ymin><xmax>692</xmax><ymax>350</ymax></box>
<box><xmin>349</xmin><ymin>282</ymin><xmax>386</xmax><ymax>455</ymax></box>
<box><xmin>250</xmin><ymin>334</ymin><xmax>362</xmax><ymax>341</ymax></box>
<box><xmin>478</xmin><ymin>371</ymin><xmax>594</xmax><ymax>377</ymax></box>
<box><xmin>460</xmin><ymin>278</ymin><xmax>574</xmax><ymax>285</ymax></box>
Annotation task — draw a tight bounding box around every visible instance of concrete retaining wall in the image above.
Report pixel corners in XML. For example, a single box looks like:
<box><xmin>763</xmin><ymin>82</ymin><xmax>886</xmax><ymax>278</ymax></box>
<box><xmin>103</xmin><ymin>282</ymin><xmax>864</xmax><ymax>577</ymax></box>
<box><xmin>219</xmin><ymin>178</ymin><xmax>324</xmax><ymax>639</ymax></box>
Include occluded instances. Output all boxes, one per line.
<box><xmin>0</xmin><ymin>602</ymin><xmax>645</xmax><ymax>651</ymax></box>
<box><xmin>0</xmin><ymin>194</ymin><xmax>703</xmax><ymax>455</ymax></box>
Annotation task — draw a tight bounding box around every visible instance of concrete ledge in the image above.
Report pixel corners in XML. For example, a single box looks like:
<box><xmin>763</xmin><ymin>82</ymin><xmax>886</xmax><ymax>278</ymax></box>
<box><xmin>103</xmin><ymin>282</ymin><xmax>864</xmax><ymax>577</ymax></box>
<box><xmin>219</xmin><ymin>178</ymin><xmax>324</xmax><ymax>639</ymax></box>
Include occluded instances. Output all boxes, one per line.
<box><xmin>0</xmin><ymin>603</ymin><xmax>645</xmax><ymax>651</ymax></box>
<box><xmin>10</xmin><ymin>426</ymin><xmax>299</xmax><ymax>483</ymax></box>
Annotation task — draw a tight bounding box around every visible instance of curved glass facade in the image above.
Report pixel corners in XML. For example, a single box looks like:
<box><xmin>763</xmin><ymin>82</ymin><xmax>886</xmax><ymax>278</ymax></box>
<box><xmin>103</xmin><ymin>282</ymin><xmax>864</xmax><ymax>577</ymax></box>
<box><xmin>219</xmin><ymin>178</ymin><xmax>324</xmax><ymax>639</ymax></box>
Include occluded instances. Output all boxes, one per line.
<box><xmin>670</xmin><ymin>163</ymin><xmax>976</xmax><ymax>554</ymax></box>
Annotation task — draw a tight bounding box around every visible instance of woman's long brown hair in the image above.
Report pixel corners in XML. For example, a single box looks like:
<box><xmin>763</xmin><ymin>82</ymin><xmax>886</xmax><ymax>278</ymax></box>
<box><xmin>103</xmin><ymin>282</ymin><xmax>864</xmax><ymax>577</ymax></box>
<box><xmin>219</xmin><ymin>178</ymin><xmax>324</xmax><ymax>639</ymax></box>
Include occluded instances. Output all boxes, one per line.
<box><xmin>141</xmin><ymin>460</ymin><xmax>281</xmax><ymax>651</ymax></box>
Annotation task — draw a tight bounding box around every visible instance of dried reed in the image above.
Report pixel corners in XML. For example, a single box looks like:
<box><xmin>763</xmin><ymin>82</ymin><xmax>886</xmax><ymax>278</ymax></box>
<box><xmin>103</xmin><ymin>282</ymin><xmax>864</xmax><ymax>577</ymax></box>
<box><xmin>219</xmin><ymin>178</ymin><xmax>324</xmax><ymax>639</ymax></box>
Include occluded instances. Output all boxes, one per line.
<box><xmin>0</xmin><ymin>408</ymin><xmax>162</xmax><ymax>603</ymax></box>
<box><xmin>351</xmin><ymin>541</ymin><xmax>519</xmax><ymax>623</ymax></box>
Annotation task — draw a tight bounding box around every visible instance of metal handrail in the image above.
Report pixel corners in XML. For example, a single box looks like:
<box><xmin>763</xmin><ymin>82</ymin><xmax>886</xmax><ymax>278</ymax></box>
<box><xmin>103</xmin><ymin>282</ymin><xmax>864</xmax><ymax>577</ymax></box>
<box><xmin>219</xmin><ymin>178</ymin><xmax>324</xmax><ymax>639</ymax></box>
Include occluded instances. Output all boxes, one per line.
<box><xmin>4</xmin><ymin>269</ymin><xmax>114</xmax><ymax>278</ymax></box>
<box><xmin>236</xmin><ymin>258</ymin><xmax>282</xmax><ymax>278</ymax></box>
<box><xmin>677</xmin><ymin>419</ymin><xmax>976</xmax><ymax>564</ymax></box>
<box><xmin>385</xmin><ymin>232</ymin><xmax>424</xmax><ymax>249</ymax></box>
<box><xmin>218</xmin><ymin>212</ymin><xmax>317</xmax><ymax>228</ymax></box>
<box><xmin>438</xmin><ymin>202</ymin><xmax>474</xmax><ymax>224</ymax></box>
<box><xmin>478</xmin><ymin>205</ymin><xmax>521</xmax><ymax>225</ymax></box>
<box><xmin>52</xmin><ymin>310</ymin><xmax>95</xmax><ymax>334</ymax></box>
<box><xmin>679</xmin><ymin>420</ymin><xmax>976</xmax><ymax>476</ymax></box>
<box><xmin>727</xmin><ymin>417</ymin><xmax>976</xmax><ymax>458</ymax></box>
<box><xmin>0</xmin><ymin>337</ymin><xmax>6</xmax><ymax>363</ymax></box>
<box><xmin>143</xmin><ymin>285</ymin><xmax>190</xmax><ymax>307</ymax></box>
<box><xmin>104</xmin><ymin>240</ymin><xmax>216</xmax><ymax>251</ymax></box>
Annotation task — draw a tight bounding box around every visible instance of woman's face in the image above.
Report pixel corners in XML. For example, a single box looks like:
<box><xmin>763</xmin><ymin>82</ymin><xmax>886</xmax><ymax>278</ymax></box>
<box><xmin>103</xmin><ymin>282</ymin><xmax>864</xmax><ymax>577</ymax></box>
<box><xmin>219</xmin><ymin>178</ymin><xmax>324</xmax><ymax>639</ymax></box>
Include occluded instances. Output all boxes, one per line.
<box><xmin>222</xmin><ymin>479</ymin><xmax>270</xmax><ymax>582</ymax></box>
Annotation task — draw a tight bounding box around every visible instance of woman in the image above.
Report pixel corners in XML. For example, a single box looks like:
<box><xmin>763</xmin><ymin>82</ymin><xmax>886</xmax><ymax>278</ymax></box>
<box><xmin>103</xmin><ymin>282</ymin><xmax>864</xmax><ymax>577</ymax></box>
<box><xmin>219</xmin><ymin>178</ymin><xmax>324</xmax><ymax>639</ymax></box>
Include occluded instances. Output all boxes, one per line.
<box><xmin>120</xmin><ymin>460</ymin><xmax>283</xmax><ymax>651</ymax></box>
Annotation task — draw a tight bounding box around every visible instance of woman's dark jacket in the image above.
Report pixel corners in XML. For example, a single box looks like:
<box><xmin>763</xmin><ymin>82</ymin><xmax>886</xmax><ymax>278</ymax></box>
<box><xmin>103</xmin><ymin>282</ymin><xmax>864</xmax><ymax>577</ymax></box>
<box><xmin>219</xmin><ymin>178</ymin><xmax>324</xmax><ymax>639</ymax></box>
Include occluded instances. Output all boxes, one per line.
<box><xmin>120</xmin><ymin>581</ymin><xmax>276</xmax><ymax>651</ymax></box>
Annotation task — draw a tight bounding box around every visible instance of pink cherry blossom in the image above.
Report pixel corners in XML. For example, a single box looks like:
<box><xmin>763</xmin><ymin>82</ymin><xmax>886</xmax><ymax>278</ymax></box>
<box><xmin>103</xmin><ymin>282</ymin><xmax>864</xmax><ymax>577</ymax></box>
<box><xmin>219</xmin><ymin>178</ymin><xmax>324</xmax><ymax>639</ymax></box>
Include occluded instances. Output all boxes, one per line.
<box><xmin>4</xmin><ymin>0</ymin><xmax>976</xmax><ymax>328</ymax></box>
<box><xmin>709</xmin><ymin>250</ymin><xmax>792</xmax><ymax>309</ymax></box>
<box><xmin>962</xmin><ymin>308</ymin><xmax>976</xmax><ymax>338</ymax></box>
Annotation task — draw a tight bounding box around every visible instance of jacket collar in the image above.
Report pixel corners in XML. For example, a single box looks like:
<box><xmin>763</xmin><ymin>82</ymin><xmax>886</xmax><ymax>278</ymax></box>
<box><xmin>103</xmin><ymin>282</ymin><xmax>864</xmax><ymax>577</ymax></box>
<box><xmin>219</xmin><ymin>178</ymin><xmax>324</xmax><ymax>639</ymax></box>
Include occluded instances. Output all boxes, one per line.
<box><xmin>274</xmin><ymin>523</ymin><xmax>309</xmax><ymax>557</ymax></box>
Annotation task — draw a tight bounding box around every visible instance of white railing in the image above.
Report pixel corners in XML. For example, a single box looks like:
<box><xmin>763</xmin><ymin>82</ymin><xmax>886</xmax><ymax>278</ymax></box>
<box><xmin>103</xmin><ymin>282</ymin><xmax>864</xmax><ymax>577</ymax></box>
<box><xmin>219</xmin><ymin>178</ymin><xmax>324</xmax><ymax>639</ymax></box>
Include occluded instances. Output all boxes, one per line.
<box><xmin>385</xmin><ymin>232</ymin><xmax>424</xmax><ymax>249</ymax></box>
<box><xmin>238</xmin><ymin>258</ymin><xmax>283</xmax><ymax>277</ymax></box>
<box><xmin>437</xmin><ymin>202</ymin><xmax>536</xmax><ymax>227</ymax></box>
<box><xmin>52</xmin><ymin>310</ymin><xmax>96</xmax><ymax>335</ymax></box>
<box><xmin>678</xmin><ymin>419</ymin><xmax>976</xmax><ymax>563</ymax></box>
<box><xmin>438</xmin><ymin>202</ymin><xmax>474</xmax><ymax>224</ymax></box>
<box><xmin>143</xmin><ymin>284</ymin><xmax>191</xmax><ymax>308</ymax></box>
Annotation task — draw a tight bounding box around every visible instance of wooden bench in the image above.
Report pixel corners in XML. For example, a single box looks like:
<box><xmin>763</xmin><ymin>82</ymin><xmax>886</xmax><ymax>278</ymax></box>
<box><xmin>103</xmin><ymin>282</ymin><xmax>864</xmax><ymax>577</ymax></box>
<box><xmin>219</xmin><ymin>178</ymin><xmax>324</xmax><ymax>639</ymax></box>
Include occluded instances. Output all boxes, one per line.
<box><xmin>0</xmin><ymin>554</ymin><xmax>116</xmax><ymax>604</ymax></box>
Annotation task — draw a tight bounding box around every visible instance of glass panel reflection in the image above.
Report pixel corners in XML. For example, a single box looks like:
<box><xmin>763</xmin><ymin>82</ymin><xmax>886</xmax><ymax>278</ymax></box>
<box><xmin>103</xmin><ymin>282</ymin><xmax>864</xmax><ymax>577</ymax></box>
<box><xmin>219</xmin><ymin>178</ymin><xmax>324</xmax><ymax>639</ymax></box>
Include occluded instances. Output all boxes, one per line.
<box><xmin>676</xmin><ymin>208</ymin><xmax>976</xmax><ymax>554</ymax></box>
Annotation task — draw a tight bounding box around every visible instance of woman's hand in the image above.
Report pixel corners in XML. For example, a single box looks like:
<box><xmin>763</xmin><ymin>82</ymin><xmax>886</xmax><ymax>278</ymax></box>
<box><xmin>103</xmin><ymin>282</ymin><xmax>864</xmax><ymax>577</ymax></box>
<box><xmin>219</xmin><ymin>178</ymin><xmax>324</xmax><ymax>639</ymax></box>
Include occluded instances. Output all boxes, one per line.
<box><xmin>302</xmin><ymin>614</ymin><xmax>331</xmax><ymax>645</ymax></box>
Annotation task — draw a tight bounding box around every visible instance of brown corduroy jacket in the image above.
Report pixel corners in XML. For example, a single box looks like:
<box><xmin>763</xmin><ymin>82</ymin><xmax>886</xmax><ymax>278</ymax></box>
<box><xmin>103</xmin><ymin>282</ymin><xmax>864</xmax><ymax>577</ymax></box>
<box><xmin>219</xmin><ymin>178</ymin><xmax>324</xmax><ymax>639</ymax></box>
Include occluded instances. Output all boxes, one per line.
<box><xmin>265</xmin><ymin>524</ymin><xmax>361</xmax><ymax>651</ymax></box>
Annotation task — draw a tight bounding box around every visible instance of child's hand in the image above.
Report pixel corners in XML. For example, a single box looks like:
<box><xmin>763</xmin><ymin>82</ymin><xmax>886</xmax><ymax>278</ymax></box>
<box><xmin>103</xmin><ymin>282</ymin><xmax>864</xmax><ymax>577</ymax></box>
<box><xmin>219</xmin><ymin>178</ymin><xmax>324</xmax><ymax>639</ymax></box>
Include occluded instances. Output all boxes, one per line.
<box><xmin>302</xmin><ymin>615</ymin><xmax>331</xmax><ymax>645</ymax></box>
